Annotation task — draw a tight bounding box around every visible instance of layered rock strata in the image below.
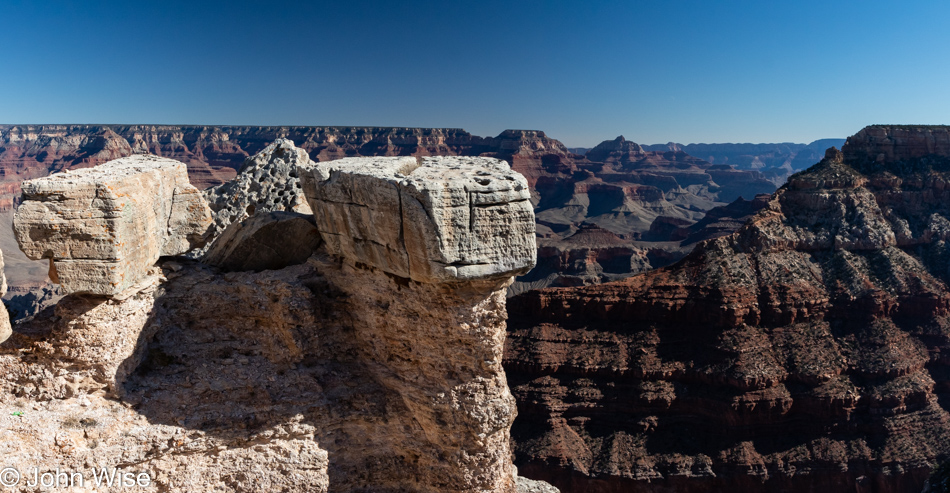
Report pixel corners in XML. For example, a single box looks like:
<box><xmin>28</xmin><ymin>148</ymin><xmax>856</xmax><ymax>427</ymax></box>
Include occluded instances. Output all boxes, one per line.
<box><xmin>643</xmin><ymin>139</ymin><xmax>847</xmax><ymax>184</ymax></box>
<box><xmin>505</xmin><ymin>126</ymin><xmax>950</xmax><ymax>492</ymax></box>
<box><xmin>12</xmin><ymin>155</ymin><xmax>212</xmax><ymax>295</ymax></box>
<box><xmin>1</xmin><ymin>154</ymin><xmax>544</xmax><ymax>492</ymax></box>
<box><xmin>0</xmin><ymin>125</ymin><xmax>782</xmax><ymax>295</ymax></box>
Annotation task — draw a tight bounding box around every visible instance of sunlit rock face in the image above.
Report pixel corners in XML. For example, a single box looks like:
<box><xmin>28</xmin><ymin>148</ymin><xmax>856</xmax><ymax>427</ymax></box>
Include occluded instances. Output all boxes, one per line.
<box><xmin>0</xmin><ymin>148</ymin><xmax>550</xmax><ymax>492</ymax></box>
<box><xmin>13</xmin><ymin>155</ymin><xmax>211</xmax><ymax>296</ymax></box>
<box><xmin>0</xmin><ymin>249</ymin><xmax>10</xmax><ymax>343</ymax></box>
<box><xmin>299</xmin><ymin>156</ymin><xmax>537</xmax><ymax>283</ymax></box>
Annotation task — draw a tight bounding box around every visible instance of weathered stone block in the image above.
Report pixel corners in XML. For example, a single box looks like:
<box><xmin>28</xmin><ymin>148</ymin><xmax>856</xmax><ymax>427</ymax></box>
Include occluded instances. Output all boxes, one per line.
<box><xmin>13</xmin><ymin>155</ymin><xmax>212</xmax><ymax>295</ymax></box>
<box><xmin>299</xmin><ymin>156</ymin><xmax>537</xmax><ymax>283</ymax></box>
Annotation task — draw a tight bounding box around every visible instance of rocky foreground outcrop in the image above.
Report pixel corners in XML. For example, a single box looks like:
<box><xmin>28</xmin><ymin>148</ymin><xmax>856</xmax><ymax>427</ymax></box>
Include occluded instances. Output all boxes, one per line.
<box><xmin>505</xmin><ymin>125</ymin><xmax>950</xmax><ymax>492</ymax></box>
<box><xmin>299</xmin><ymin>156</ymin><xmax>536</xmax><ymax>283</ymax></box>
<box><xmin>0</xmin><ymin>153</ymin><xmax>550</xmax><ymax>492</ymax></box>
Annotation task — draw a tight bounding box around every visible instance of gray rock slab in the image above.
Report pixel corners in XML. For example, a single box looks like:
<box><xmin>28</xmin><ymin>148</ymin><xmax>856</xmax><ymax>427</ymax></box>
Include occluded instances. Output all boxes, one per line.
<box><xmin>515</xmin><ymin>475</ymin><xmax>561</xmax><ymax>493</ymax></box>
<box><xmin>13</xmin><ymin>155</ymin><xmax>212</xmax><ymax>296</ymax></box>
<box><xmin>299</xmin><ymin>156</ymin><xmax>536</xmax><ymax>283</ymax></box>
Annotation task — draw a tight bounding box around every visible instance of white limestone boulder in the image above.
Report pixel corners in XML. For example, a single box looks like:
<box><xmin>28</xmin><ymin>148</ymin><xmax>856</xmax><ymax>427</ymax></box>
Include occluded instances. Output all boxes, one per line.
<box><xmin>299</xmin><ymin>156</ymin><xmax>536</xmax><ymax>283</ymax></box>
<box><xmin>13</xmin><ymin>155</ymin><xmax>213</xmax><ymax>296</ymax></box>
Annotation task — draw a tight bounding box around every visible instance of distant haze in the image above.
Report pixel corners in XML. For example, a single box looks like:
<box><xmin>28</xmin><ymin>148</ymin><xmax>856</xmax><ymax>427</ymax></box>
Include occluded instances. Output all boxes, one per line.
<box><xmin>1</xmin><ymin>0</ymin><xmax>948</xmax><ymax>146</ymax></box>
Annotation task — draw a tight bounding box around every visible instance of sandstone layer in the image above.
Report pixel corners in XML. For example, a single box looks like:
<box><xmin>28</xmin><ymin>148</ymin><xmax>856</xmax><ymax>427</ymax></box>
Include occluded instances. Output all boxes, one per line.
<box><xmin>0</xmin><ymin>248</ymin><xmax>10</xmax><ymax>343</ymax></box>
<box><xmin>521</xmin><ymin>135</ymin><xmax>777</xmax><ymax>291</ymax></box>
<box><xmin>505</xmin><ymin>126</ymin><xmax>950</xmax><ymax>492</ymax></box>
<box><xmin>13</xmin><ymin>155</ymin><xmax>212</xmax><ymax>295</ymax></box>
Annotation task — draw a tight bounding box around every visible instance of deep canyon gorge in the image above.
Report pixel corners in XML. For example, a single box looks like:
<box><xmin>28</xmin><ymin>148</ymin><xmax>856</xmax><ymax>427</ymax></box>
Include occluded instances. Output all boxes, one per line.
<box><xmin>4</xmin><ymin>123</ymin><xmax>946</xmax><ymax>492</ymax></box>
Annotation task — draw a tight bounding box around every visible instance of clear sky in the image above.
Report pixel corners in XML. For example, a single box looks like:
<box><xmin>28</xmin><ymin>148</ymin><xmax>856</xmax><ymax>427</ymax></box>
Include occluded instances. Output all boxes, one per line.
<box><xmin>2</xmin><ymin>0</ymin><xmax>949</xmax><ymax>147</ymax></box>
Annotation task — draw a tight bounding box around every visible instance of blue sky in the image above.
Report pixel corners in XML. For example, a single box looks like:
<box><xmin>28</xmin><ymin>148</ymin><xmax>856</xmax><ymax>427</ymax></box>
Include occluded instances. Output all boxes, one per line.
<box><xmin>2</xmin><ymin>0</ymin><xmax>949</xmax><ymax>146</ymax></box>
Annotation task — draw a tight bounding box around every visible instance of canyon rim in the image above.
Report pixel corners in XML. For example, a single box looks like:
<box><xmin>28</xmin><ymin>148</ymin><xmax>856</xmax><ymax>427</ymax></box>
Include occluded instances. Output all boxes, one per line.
<box><xmin>2</xmin><ymin>125</ymin><xmax>949</xmax><ymax>492</ymax></box>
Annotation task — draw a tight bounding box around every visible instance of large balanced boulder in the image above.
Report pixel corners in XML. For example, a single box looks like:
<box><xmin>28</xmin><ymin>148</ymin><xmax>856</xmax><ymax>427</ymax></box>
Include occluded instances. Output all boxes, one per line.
<box><xmin>296</xmin><ymin>155</ymin><xmax>539</xmax><ymax>492</ymax></box>
<box><xmin>13</xmin><ymin>155</ymin><xmax>212</xmax><ymax>296</ymax></box>
<box><xmin>298</xmin><ymin>156</ymin><xmax>537</xmax><ymax>283</ymax></box>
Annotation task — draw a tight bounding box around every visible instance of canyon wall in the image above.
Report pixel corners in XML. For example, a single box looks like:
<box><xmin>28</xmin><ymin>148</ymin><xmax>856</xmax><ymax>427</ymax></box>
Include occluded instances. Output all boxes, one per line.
<box><xmin>643</xmin><ymin>138</ymin><xmax>846</xmax><ymax>185</ymax></box>
<box><xmin>505</xmin><ymin>125</ymin><xmax>950</xmax><ymax>492</ymax></box>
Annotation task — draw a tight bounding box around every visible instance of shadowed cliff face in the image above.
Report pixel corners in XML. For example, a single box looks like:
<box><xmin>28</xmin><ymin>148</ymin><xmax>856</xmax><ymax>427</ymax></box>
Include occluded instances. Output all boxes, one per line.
<box><xmin>504</xmin><ymin>125</ymin><xmax>950</xmax><ymax>492</ymax></box>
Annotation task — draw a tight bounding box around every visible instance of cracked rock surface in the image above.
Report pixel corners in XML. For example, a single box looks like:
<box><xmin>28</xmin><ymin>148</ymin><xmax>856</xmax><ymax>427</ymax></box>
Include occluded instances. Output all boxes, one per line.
<box><xmin>299</xmin><ymin>156</ymin><xmax>537</xmax><ymax>283</ymax></box>
<box><xmin>12</xmin><ymin>155</ymin><xmax>212</xmax><ymax>296</ymax></box>
<box><xmin>0</xmin><ymin>148</ymin><xmax>550</xmax><ymax>492</ymax></box>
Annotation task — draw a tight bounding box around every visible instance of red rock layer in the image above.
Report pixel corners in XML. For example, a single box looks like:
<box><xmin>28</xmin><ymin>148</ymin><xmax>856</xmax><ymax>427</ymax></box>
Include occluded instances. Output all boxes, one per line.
<box><xmin>505</xmin><ymin>126</ymin><xmax>950</xmax><ymax>492</ymax></box>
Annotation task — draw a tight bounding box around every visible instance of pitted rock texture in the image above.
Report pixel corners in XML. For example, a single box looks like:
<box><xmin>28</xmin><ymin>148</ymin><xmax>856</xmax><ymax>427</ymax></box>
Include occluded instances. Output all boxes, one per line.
<box><xmin>204</xmin><ymin>211</ymin><xmax>321</xmax><ymax>272</ymax></box>
<box><xmin>201</xmin><ymin>138</ymin><xmax>313</xmax><ymax>256</ymax></box>
<box><xmin>505</xmin><ymin>125</ymin><xmax>950</xmax><ymax>492</ymax></box>
<box><xmin>12</xmin><ymin>155</ymin><xmax>212</xmax><ymax>295</ymax></box>
<box><xmin>299</xmin><ymin>156</ymin><xmax>537</xmax><ymax>283</ymax></box>
<box><xmin>0</xmin><ymin>148</ymin><xmax>541</xmax><ymax>491</ymax></box>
